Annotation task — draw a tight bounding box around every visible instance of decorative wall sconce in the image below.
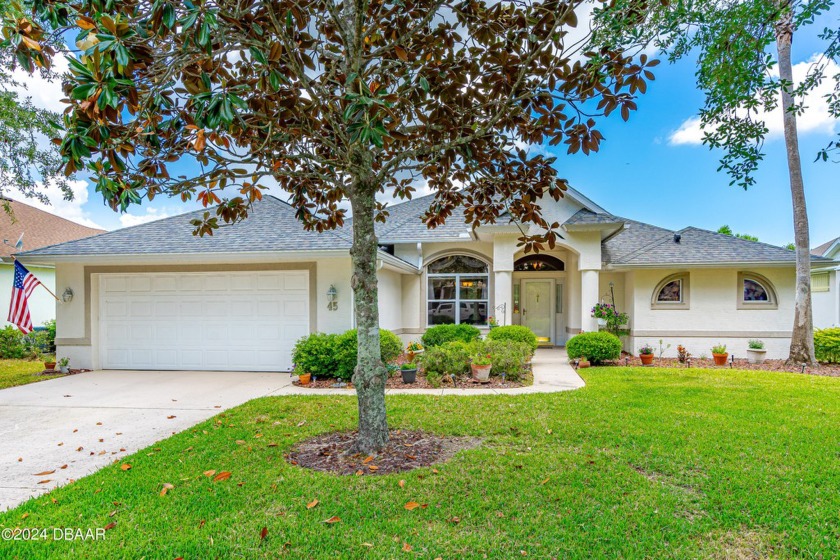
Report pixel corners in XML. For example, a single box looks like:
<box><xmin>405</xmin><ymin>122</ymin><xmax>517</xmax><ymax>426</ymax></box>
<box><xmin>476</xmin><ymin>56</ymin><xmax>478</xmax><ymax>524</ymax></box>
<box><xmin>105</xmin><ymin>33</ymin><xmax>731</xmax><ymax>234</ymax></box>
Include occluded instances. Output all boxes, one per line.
<box><xmin>327</xmin><ymin>285</ymin><xmax>338</xmax><ymax>311</ymax></box>
<box><xmin>61</xmin><ymin>287</ymin><xmax>74</xmax><ymax>303</ymax></box>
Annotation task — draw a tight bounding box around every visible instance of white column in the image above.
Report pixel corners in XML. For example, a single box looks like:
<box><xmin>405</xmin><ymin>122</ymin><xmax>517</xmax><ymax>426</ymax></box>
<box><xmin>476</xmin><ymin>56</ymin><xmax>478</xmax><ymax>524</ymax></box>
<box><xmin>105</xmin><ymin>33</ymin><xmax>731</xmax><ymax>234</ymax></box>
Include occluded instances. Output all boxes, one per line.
<box><xmin>494</xmin><ymin>271</ymin><xmax>512</xmax><ymax>325</ymax></box>
<box><xmin>580</xmin><ymin>269</ymin><xmax>600</xmax><ymax>333</ymax></box>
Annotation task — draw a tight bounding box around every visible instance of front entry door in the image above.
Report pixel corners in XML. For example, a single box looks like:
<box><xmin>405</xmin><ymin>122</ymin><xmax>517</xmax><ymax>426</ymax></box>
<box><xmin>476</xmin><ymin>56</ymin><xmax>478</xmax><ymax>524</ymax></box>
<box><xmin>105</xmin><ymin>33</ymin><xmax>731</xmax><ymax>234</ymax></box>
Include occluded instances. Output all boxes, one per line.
<box><xmin>522</xmin><ymin>279</ymin><xmax>553</xmax><ymax>345</ymax></box>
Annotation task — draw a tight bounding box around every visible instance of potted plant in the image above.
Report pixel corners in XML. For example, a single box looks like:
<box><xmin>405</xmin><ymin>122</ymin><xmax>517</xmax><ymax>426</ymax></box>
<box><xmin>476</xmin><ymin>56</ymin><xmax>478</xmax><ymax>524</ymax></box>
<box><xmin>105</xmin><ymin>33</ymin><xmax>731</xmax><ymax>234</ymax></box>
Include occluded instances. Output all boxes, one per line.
<box><xmin>488</xmin><ymin>316</ymin><xmax>499</xmax><ymax>330</ymax></box>
<box><xmin>57</xmin><ymin>357</ymin><xmax>70</xmax><ymax>374</ymax></box>
<box><xmin>747</xmin><ymin>340</ymin><xmax>766</xmax><ymax>364</ymax></box>
<box><xmin>639</xmin><ymin>344</ymin><xmax>655</xmax><ymax>365</ymax></box>
<box><xmin>400</xmin><ymin>362</ymin><xmax>418</xmax><ymax>383</ymax></box>
<box><xmin>711</xmin><ymin>344</ymin><xmax>728</xmax><ymax>366</ymax></box>
<box><xmin>406</xmin><ymin>341</ymin><xmax>424</xmax><ymax>362</ymax></box>
<box><xmin>294</xmin><ymin>366</ymin><xmax>311</xmax><ymax>385</ymax></box>
<box><xmin>43</xmin><ymin>354</ymin><xmax>56</xmax><ymax>371</ymax></box>
<box><xmin>471</xmin><ymin>354</ymin><xmax>492</xmax><ymax>382</ymax></box>
<box><xmin>578</xmin><ymin>357</ymin><xmax>591</xmax><ymax>368</ymax></box>
<box><xmin>592</xmin><ymin>303</ymin><xmax>613</xmax><ymax>327</ymax></box>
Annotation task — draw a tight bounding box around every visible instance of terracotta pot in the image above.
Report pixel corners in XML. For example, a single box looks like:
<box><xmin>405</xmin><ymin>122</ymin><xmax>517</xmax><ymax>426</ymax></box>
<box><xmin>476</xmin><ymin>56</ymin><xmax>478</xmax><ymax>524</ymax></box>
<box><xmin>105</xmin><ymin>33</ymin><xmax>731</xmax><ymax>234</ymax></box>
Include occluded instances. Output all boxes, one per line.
<box><xmin>640</xmin><ymin>353</ymin><xmax>654</xmax><ymax>365</ymax></box>
<box><xmin>713</xmin><ymin>353</ymin><xmax>729</xmax><ymax>366</ymax></box>
<box><xmin>578</xmin><ymin>358</ymin><xmax>591</xmax><ymax>369</ymax></box>
<box><xmin>44</xmin><ymin>361</ymin><xmax>56</xmax><ymax>371</ymax></box>
<box><xmin>298</xmin><ymin>372</ymin><xmax>312</xmax><ymax>385</ymax></box>
<box><xmin>401</xmin><ymin>368</ymin><xmax>417</xmax><ymax>383</ymax></box>
<box><xmin>471</xmin><ymin>363</ymin><xmax>492</xmax><ymax>381</ymax></box>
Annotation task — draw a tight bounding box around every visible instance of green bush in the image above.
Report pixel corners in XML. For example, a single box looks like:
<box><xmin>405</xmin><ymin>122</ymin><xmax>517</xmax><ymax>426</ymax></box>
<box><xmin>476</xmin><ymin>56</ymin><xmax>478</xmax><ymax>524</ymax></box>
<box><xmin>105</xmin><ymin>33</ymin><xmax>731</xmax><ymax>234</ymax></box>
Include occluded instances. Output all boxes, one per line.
<box><xmin>815</xmin><ymin>327</ymin><xmax>840</xmax><ymax>363</ymax></box>
<box><xmin>473</xmin><ymin>339</ymin><xmax>531</xmax><ymax>381</ymax></box>
<box><xmin>420</xmin><ymin>341</ymin><xmax>472</xmax><ymax>377</ymax></box>
<box><xmin>0</xmin><ymin>326</ymin><xmax>27</xmax><ymax>359</ymax></box>
<box><xmin>334</xmin><ymin>329</ymin><xmax>403</xmax><ymax>380</ymax></box>
<box><xmin>566</xmin><ymin>331</ymin><xmax>622</xmax><ymax>364</ymax></box>
<box><xmin>292</xmin><ymin>332</ymin><xmax>340</xmax><ymax>377</ymax></box>
<box><xmin>421</xmin><ymin>324</ymin><xmax>482</xmax><ymax>348</ymax></box>
<box><xmin>486</xmin><ymin>325</ymin><xmax>538</xmax><ymax>353</ymax></box>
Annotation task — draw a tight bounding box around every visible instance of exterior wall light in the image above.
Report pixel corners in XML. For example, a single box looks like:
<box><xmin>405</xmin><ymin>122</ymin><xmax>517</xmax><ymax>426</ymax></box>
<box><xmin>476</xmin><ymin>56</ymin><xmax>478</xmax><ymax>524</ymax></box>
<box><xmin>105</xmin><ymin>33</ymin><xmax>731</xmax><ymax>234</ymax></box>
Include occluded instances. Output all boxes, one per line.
<box><xmin>327</xmin><ymin>285</ymin><xmax>338</xmax><ymax>311</ymax></box>
<box><xmin>61</xmin><ymin>288</ymin><xmax>74</xmax><ymax>303</ymax></box>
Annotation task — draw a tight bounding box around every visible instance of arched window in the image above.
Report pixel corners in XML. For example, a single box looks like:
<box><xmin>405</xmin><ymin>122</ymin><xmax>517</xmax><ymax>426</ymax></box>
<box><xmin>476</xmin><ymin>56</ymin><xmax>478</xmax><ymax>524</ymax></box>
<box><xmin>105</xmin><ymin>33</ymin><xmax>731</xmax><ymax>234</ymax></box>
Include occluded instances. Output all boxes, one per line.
<box><xmin>738</xmin><ymin>272</ymin><xmax>778</xmax><ymax>309</ymax></box>
<box><xmin>651</xmin><ymin>273</ymin><xmax>690</xmax><ymax>309</ymax></box>
<box><xmin>514</xmin><ymin>255</ymin><xmax>565</xmax><ymax>272</ymax></box>
<box><xmin>427</xmin><ymin>255</ymin><xmax>489</xmax><ymax>325</ymax></box>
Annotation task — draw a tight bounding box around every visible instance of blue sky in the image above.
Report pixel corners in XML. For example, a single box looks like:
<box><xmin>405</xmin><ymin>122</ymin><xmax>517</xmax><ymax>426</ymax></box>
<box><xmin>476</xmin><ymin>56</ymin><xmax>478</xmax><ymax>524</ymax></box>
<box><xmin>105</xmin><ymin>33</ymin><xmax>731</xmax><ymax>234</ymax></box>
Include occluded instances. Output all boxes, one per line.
<box><xmin>11</xmin><ymin>8</ymin><xmax>840</xmax><ymax>248</ymax></box>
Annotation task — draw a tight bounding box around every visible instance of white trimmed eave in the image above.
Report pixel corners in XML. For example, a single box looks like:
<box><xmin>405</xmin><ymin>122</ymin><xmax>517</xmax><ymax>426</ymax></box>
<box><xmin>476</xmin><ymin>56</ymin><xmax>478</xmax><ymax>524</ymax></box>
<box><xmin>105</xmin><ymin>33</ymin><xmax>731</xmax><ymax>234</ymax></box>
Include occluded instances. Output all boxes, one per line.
<box><xmin>377</xmin><ymin>252</ymin><xmax>420</xmax><ymax>274</ymax></box>
<box><xmin>14</xmin><ymin>249</ymin><xmax>353</xmax><ymax>267</ymax></box>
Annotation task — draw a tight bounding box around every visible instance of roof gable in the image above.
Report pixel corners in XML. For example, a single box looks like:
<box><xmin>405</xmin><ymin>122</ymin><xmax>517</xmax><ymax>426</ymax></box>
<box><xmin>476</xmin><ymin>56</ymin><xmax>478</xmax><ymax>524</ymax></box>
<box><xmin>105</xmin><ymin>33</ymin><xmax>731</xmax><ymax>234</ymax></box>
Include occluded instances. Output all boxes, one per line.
<box><xmin>812</xmin><ymin>236</ymin><xmax>840</xmax><ymax>258</ymax></box>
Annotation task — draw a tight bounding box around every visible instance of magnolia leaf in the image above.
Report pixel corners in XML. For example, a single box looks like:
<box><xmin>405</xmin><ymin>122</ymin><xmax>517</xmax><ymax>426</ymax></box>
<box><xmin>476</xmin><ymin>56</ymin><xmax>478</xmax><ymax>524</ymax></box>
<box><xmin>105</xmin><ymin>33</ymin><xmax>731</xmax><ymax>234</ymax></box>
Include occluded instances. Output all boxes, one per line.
<box><xmin>212</xmin><ymin>471</ymin><xmax>232</xmax><ymax>482</ymax></box>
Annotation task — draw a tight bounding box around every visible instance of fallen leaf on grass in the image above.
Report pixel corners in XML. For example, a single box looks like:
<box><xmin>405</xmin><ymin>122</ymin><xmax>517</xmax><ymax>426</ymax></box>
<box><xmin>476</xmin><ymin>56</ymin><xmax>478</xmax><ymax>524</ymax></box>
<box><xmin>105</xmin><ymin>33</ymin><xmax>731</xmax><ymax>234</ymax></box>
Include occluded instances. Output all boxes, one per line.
<box><xmin>323</xmin><ymin>516</ymin><xmax>340</xmax><ymax>524</ymax></box>
<box><xmin>160</xmin><ymin>483</ymin><xmax>174</xmax><ymax>496</ymax></box>
<box><xmin>432</xmin><ymin>468</ymin><xmax>439</xmax><ymax>474</ymax></box>
<box><xmin>398</xmin><ymin>480</ymin><xmax>405</xmax><ymax>488</ymax></box>
<box><xmin>260</xmin><ymin>526</ymin><xmax>268</xmax><ymax>541</ymax></box>
<box><xmin>212</xmin><ymin>471</ymin><xmax>231</xmax><ymax>482</ymax></box>
<box><xmin>203</xmin><ymin>470</ymin><xmax>216</xmax><ymax>477</ymax></box>
<box><xmin>21</xmin><ymin>513</ymin><xmax>29</xmax><ymax>520</ymax></box>
<box><xmin>108</xmin><ymin>510</ymin><xmax>117</xmax><ymax>517</ymax></box>
<box><xmin>402</xmin><ymin>542</ymin><xmax>412</xmax><ymax>552</ymax></box>
<box><xmin>361</xmin><ymin>543</ymin><xmax>374</xmax><ymax>548</ymax></box>
<box><xmin>103</xmin><ymin>522</ymin><xmax>116</xmax><ymax>531</ymax></box>
<box><xmin>120</xmin><ymin>464</ymin><xmax>131</xmax><ymax>471</ymax></box>
<box><xmin>449</xmin><ymin>516</ymin><xmax>461</xmax><ymax>524</ymax></box>
<box><xmin>540</xmin><ymin>477</ymin><xmax>550</xmax><ymax>485</ymax></box>
<box><xmin>235</xmin><ymin>440</ymin><xmax>247</xmax><ymax>445</ymax></box>
<box><xmin>296</xmin><ymin>420</ymin><xmax>306</xmax><ymax>427</ymax></box>
<box><xmin>306</xmin><ymin>499</ymin><xmax>319</xmax><ymax>509</ymax></box>
<box><xmin>404</xmin><ymin>501</ymin><xmax>422</xmax><ymax>511</ymax></box>
<box><xmin>267</xmin><ymin>443</ymin><xmax>278</xmax><ymax>447</ymax></box>
<box><xmin>33</xmin><ymin>470</ymin><xmax>55</xmax><ymax>476</ymax></box>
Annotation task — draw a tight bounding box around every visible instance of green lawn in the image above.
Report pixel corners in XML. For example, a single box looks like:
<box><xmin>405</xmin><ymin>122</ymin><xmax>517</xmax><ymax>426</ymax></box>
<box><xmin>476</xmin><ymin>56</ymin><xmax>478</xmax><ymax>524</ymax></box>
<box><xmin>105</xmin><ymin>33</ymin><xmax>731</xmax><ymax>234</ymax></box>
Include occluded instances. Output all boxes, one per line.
<box><xmin>2</xmin><ymin>367</ymin><xmax>840</xmax><ymax>558</ymax></box>
<box><xmin>0</xmin><ymin>359</ymin><xmax>60</xmax><ymax>390</ymax></box>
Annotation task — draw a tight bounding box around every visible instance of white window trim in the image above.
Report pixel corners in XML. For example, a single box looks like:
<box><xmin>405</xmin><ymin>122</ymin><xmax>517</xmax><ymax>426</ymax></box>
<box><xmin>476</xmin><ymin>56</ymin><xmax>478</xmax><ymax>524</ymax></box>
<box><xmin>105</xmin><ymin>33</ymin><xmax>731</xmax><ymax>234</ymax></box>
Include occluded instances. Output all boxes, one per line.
<box><xmin>737</xmin><ymin>272</ymin><xmax>778</xmax><ymax>310</ymax></box>
<box><xmin>426</xmin><ymin>255</ymin><xmax>490</xmax><ymax>326</ymax></box>
<box><xmin>651</xmin><ymin>273</ymin><xmax>690</xmax><ymax>310</ymax></box>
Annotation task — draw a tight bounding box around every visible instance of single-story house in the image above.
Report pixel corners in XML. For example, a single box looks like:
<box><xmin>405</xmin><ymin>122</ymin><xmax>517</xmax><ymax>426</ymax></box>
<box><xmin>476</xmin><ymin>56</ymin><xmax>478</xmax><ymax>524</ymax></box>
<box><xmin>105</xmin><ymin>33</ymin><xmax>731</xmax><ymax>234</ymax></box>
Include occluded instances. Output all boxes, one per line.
<box><xmin>16</xmin><ymin>190</ymin><xmax>836</xmax><ymax>371</ymax></box>
<box><xmin>1</xmin><ymin>197</ymin><xmax>104</xmax><ymax>328</ymax></box>
<box><xmin>812</xmin><ymin>236</ymin><xmax>840</xmax><ymax>328</ymax></box>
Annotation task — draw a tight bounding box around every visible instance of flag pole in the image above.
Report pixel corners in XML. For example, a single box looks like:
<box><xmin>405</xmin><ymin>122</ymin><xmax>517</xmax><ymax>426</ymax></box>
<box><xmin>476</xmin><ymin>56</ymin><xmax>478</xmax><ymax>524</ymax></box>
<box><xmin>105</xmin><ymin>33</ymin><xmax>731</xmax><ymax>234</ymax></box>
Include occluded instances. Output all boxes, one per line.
<box><xmin>10</xmin><ymin>255</ymin><xmax>60</xmax><ymax>302</ymax></box>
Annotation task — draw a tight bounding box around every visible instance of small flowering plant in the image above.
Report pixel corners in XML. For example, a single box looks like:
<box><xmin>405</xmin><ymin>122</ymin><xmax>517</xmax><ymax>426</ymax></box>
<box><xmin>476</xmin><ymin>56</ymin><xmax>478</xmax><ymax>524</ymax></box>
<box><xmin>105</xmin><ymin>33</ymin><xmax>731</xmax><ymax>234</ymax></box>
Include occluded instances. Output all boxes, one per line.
<box><xmin>638</xmin><ymin>344</ymin><xmax>655</xmax><ymax>356</ymax></box>
<box><xmin>406</xmin><ymin>341</ymin><xmax>424</xmax><ymax>353</ymax></box>
<box><xmin>471</xmin><ymin>353</ymin><xmax>492</xmax><ymax>366</ymax></box>
<box><xmin>488</xmin><ymin>316</ymin><xmax>499</xmax><ymax>328</ymax></box>
<box><xmin>591</xmin><ymin>303</ymin><xmax>615</xmax><ymax>320</ymax></box>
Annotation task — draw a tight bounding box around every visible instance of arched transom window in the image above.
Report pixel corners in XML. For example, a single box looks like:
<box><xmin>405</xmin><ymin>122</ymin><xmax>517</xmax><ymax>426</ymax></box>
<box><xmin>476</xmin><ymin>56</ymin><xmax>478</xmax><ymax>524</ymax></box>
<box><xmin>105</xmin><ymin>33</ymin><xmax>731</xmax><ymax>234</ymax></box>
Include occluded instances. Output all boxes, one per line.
<box><xmin>514</xmin><ymin>255</ymin><xmax>565</xmax><ymax>272</ymax></box>
<box><xmin>651</xmin><ymin>273</ymin><xmax>690</xmax><ymax>309</ymax></box>
<box><xmin>738</xmin><ymin>272</ymin><xmax>778</xmax><ymax>309</ymax></box>
<box><xmin>427</xmin><ymin>255</ymin><xmax>489</xmax><ymax>325</ymax></box>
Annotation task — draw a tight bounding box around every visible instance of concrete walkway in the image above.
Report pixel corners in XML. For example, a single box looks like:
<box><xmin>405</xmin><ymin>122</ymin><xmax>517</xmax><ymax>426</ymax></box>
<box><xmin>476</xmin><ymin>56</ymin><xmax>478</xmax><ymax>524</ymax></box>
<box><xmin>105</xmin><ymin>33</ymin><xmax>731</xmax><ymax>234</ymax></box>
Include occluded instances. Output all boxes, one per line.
<box><xmin>0</xmin><ymin>349</ymin><xmax>582</xmax><ymax>510</ymax></box>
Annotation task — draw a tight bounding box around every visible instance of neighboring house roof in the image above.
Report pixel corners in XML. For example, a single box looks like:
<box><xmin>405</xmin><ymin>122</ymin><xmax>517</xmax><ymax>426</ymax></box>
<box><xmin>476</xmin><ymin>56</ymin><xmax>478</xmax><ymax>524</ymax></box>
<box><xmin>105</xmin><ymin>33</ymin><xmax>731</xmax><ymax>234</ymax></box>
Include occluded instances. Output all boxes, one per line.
<box><xmin>19</xmin><ymin>196</ymin><xmax>352</xmax><ymax>257</ymax></box>
<box><xmin>0</xmin><ymin>198</ymin><xmax>104</xmax><ymax>259</ymax></box>
<box><xmin>812</xmin><ymin>236</ymin><xmax>840</xmax><ymax>257</ymax></box>
<box><xmin>605</xmin><ymin>224</ymin><xmax>829</xmax><ymax>266</ymax></box>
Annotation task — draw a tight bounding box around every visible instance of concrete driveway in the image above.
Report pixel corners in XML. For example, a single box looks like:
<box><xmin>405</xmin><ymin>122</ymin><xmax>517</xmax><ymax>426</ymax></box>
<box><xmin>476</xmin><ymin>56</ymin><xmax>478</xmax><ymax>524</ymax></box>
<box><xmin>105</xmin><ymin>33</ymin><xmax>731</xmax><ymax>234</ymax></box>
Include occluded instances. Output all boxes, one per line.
<box><xmin>0</xmin><ymin>370</ymin><xmax>295</xmax><ymax>511</ymax></box>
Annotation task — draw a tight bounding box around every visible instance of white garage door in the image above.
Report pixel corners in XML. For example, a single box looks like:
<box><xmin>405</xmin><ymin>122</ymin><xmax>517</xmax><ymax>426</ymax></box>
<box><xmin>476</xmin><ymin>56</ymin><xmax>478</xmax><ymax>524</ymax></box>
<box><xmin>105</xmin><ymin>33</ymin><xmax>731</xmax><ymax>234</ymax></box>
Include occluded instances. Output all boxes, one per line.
<box><xmin>99</xmin><ymin>271</ymin><xmax>309</xmax><ymax>371</ymax></box>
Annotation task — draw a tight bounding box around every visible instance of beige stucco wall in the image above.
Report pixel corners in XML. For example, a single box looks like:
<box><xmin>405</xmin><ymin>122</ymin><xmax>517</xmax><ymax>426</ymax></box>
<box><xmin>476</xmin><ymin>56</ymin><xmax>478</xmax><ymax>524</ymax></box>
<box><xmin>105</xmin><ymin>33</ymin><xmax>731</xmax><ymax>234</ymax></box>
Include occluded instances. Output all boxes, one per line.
<box><xmin>626</xmin><ymin>267</ymin><xmax>796</xmax><ymax>359</ymax></box>
<box><xmin>813</xmin><ymin>270</ymin><xmax>838</xmax><ymax>329</ymax></box>
<box><xmin>376</xmin><ymin>268</ymin><xmax>403</xmax><ymax>331</ymax></box>
<box><xmin>1</xmin><ymin>264</ymin><xmax>57</xmax><ymax>329</ymax></box>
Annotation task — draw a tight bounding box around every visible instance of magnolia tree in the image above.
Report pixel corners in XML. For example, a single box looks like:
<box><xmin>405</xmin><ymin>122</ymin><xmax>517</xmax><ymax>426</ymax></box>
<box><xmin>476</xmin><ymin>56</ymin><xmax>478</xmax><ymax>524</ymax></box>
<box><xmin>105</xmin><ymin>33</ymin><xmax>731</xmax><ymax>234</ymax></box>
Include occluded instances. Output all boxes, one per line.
<box><xmin>6</xmin><ymin>0</ymin><xmax>655</xmax><ymax>453</ymax></box>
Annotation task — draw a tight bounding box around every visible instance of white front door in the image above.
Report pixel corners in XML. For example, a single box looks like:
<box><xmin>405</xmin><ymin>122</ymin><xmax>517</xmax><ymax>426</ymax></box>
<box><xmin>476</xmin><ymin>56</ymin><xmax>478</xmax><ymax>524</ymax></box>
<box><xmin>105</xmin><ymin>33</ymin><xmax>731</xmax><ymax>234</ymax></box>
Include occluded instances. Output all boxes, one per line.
<box><xmin>522</xmin><ymin>279</ymin><xmax>553</xmax><ymax>344</ymax></box>
<box><xmin>99</xmin><ymin>271</ymin><xmax>309</xmax><ymax>371</ymax></box>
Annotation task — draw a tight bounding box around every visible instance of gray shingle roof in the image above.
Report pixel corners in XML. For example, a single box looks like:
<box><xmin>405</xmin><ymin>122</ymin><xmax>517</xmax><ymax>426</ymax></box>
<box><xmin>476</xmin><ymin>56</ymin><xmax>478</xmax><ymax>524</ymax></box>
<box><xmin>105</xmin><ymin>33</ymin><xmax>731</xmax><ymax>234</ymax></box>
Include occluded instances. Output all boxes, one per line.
<box><xmin>606</xmin><ymin>225</ymin><xmax>827</xmax><ymax>266</ymax></box>
<box><xmin>352</xmin><ymin>193</ymin><xmax>474</xmax><ymax>242</ymax></box>
<box><xmin>19</xmin><ymin>196</ymin><xmax>352</xmax><ymax>257</ymax></box>
<box><xmin>564</xmin><ymin>208</ymin><xmax>622</xmax><ymax>226</ymax></box>
<box><xmin>812</xmin><ymin>236</ymin><xmax>839</xmax><ymax>257</ymax></box>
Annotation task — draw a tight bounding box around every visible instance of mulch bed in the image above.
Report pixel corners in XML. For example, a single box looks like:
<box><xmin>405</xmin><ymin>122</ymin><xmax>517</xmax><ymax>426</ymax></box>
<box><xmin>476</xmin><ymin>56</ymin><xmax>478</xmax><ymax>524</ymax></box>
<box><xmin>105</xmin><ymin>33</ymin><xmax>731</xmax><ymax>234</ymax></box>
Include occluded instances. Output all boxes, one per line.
<box><xmin>590</xmin><ymin>356</ymin><xmax>840</xmax><ymax>377</ymax></box>
<box><xmin>286</xmin><ymin>430</ymin><xmax>482</xmax><ymax>476</ymax></box>
<box><xmin>296</xmin><ymin>371</ymin><xmax>531</xmax><ymax>390</ymax></box>
<box><xmin>37</xmin><ymin>368</ymin><xmax>91</xmax><ymax>376</ymax></box>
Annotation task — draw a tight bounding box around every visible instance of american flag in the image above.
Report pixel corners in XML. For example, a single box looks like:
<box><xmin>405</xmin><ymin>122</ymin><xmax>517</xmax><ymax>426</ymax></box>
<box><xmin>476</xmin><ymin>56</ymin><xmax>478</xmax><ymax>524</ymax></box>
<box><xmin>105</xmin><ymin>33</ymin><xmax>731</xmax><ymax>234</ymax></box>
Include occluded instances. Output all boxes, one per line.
<box><xmin>7</xmin><ymin>260</ymin><xmax>42</xmax><ymax>334</ymax></box>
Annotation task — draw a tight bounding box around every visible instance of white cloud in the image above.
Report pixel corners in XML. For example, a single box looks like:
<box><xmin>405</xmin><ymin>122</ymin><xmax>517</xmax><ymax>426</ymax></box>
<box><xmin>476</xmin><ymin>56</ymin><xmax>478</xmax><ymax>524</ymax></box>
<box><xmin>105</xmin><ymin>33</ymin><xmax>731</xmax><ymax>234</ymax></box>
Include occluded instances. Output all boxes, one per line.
<box><xmin>119</xmin><ymin>207</ymin><xmax>173</xmax><ymax>228</ymax></box>
<box><xmin>669</xmin><ymin>54</ymin><xmax>840</xmax><ymax>145</ymax></box>
<box><xmin>6</xmin><ymin>178</ymin><xmax>105</xmax><ymax>230</ymax></box>
<box><xmin>8</xmin><ymin>52</ymin><xmax>69</xmax><ymax>113</ymax></box>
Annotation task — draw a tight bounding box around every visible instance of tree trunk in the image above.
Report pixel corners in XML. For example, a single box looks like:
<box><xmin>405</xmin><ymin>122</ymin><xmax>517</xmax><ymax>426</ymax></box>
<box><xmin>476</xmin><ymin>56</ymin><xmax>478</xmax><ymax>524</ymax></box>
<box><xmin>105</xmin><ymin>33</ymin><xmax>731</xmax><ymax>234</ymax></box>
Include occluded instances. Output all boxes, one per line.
<box><xmin>349</xmin><ymin>177</ymin><xmax>389</xmax><ymax>454</ymax></box>
<box><xmin>775</xmin><ymin>5</ymin><xmax>817</xmax><ymax>366</ymax></box>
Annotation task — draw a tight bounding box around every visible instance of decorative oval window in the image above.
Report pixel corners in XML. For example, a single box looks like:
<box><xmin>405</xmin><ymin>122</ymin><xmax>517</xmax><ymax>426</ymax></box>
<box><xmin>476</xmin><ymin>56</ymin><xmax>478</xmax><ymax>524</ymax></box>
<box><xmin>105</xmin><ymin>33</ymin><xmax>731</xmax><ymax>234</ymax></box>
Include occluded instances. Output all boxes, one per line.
<box><xmin>657</xmin><ymin>279</ymin><xmax>682</xmax><ymax>303</ymax></box>
<box><xmin>743</xmin><ymin>279</ymin><xmax>769</xmax><ymax>301</ymax></box>
<box><xmin>651</xmin><ymin>273</ymin><xmax>690</xmax><ymax>309</ymax></box>
<box><xmin>738</xmin><ymin>273</ymin><xmax>777</xmax><ymax>308</ymax></box>
<box><xmin>514</xmin><ymin>255</ymin><xmax>565</xmax><ymax>272</ymax></box>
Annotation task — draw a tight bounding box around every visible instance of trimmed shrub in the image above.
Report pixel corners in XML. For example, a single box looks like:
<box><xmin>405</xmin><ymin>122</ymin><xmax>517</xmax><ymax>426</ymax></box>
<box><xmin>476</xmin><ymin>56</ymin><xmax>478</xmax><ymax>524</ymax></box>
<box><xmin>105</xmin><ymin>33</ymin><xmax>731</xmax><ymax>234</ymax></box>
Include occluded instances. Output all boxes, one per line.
<box><xmin>815</xmin><ymin>327</ymin><xmax>840</xmax><ymax>363</ymax></box>
<box><xmin>334</xmin><ymin>329</ymin><xmax>403</xmax><ymax>380</ymax></box>
<box><xmin>486</xmin><ymin>325</ymin><xmax>538</xmax><ymax>353</ymax></box>
<box><xmin>420</xmin><ymin>341</ymin><xmax>472</xmax><ymax>377</ymax></box>
<box><xmin>566</xmin><ymin>332</ymin><xmax>622</xmax><ymax>364</ymax></box>
<box><xmin>292</xmin><ymin>332</ymin><xmax>340</xmax><ymax>377</ymax></box>
<box><xmin>0</xmin><ymin>326</ymin><xmax>27</xmax><ymax>359</ymax></box>
<box><xmin>473</xmin><ymin>339</ymin><xmax>531</xmax><ymax>381</ymax></box>
<box><xmin>421</xmin><ymin>324</ymin><xmax>482</xmax><ymax>348</ymax></box>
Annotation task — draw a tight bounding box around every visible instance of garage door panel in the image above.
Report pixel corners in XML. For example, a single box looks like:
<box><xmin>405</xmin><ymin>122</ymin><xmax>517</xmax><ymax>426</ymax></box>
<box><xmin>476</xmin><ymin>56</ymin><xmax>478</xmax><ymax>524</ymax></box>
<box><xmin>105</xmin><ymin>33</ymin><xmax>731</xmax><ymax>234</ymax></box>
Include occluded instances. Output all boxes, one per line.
<box><xmin>100</xmin><ymin>271</ymin><xmax>308</xmax><ymax>372</ymax></box>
